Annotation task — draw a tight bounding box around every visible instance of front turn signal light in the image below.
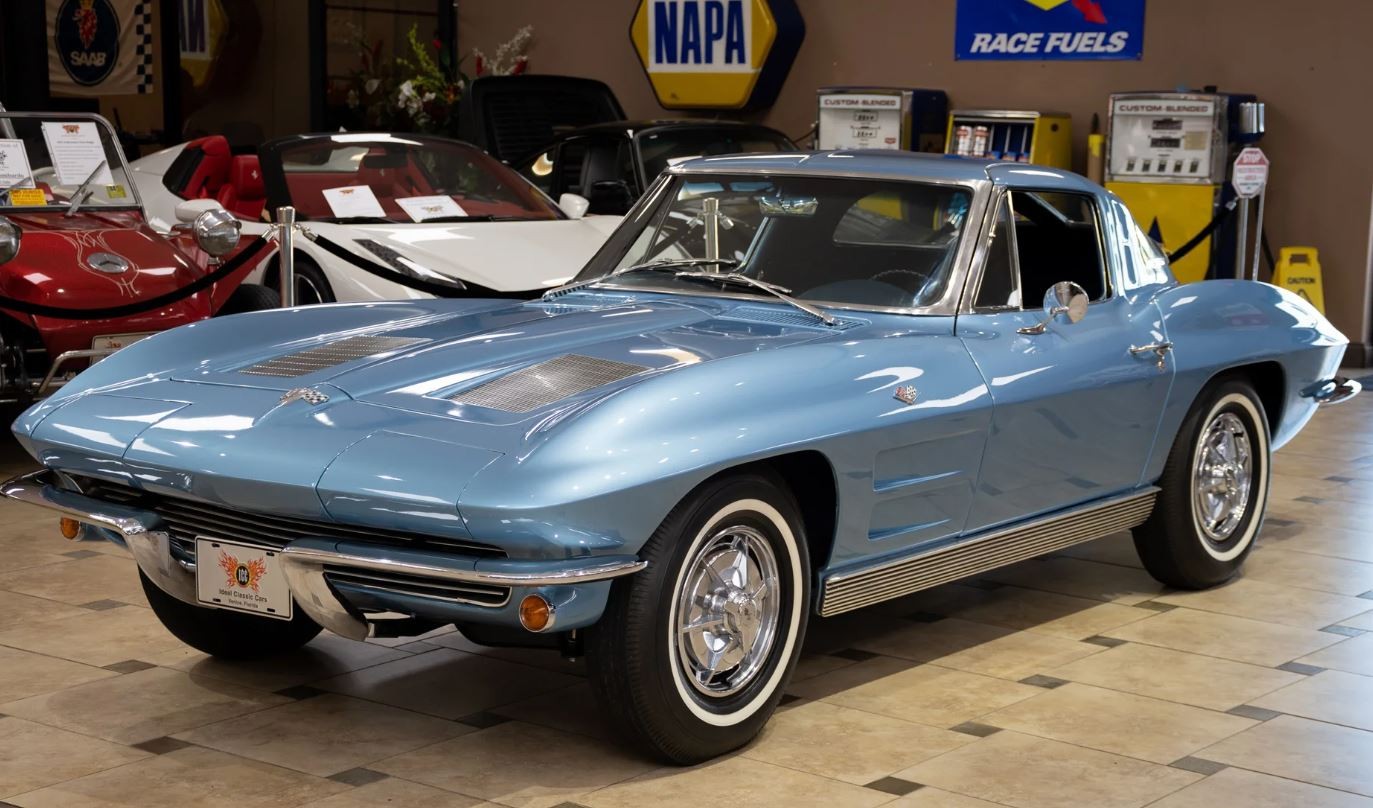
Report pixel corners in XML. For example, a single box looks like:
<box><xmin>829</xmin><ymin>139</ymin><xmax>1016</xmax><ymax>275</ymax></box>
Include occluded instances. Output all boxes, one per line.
<box><xmin>59</xmin><ymin>517</ymin><xmax>81</xmax><ymax>540</ymax></box>
<box><xmin>519</xmin><ymin>594</ymin><xmax>555</xmax><ymax>632</ymax></box>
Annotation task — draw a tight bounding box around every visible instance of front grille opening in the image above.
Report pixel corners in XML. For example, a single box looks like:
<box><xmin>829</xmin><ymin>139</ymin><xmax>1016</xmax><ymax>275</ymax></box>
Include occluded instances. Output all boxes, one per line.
<box><xmin>325</xmin><ymin>565</ymin><xmax>510</xmax><ymax>607</ymax></box>
<box><xmin>70</xmin><ymin>477</ymin><xmax>504</xmax><ymax>559</ymax></box>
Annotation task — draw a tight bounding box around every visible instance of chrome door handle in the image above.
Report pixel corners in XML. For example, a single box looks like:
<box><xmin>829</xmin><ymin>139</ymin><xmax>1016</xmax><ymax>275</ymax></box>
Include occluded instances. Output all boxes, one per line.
<box><xmin>1129</xmin><ymin>342</ymin><xmax>1173</xmax><ymax>370</ymax></box>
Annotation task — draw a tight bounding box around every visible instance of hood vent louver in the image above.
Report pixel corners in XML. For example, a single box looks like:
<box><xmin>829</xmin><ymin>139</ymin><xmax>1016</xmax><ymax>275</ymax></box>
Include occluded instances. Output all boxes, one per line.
<box><xmin>241</xmin><ymin>335</ymin><xmax>424</xmax><ymax>378</ymax></box>
<box><xmin>450</xmin><ymin>354</ymin><xmax>648</xmax><ymax>413</ymax></box>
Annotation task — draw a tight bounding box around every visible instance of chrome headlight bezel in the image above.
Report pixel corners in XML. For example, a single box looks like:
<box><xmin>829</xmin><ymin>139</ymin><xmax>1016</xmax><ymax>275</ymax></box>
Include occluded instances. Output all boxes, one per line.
<box><xmin>192</xmin><ymin>209</ymin><xmax>241</xmax><ymax>257</ymax></box>
<box><xmin>0</xmin><ymin>215</ymin><xmax>21</xmax><ymax>266</ymax></box>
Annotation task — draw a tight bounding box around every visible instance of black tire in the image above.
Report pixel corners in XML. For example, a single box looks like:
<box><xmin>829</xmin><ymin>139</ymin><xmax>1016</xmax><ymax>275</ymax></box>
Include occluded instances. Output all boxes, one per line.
<box><xmin>139</xmin><ymin>570</ymin><xmax>321</xmax><ymax>659</ymax></box>
<box><xmin>216</xmin><ymin>283</ymin><xmax>281</xmax><ymax>316</ymax></box>
<box><xmin>268</xmin><ymin>253</ymin><xmax>335</xmax><ymax>306</ymax></box>
<box><xmin>587</xmin><ymin>472</ymin><xmax>811</xmax><ymax>764</ymax></box>
<box><xmin>1133</xmin><ymin>378</ymin><xmax>1271</xmax><ymax>589</ymax></box>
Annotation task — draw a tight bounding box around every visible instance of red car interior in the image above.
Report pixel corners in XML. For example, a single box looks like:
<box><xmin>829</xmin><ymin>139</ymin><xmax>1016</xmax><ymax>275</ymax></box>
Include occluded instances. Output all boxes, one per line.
<box><xmin>178</xmin><ymin>135</ymin><xmax>232</xmax><ymax>199</ymax></box>
<box><xmin>216</xmin><ymin>155</ymin><xmax>267</xmax><ymax>220</ymax></box>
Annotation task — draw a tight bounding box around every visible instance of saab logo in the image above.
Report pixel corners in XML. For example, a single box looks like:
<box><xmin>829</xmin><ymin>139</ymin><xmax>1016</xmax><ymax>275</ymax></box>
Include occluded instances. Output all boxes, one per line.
<box><xmin>55</xmin><ymin>0</ymin><xmax>120</xmax><ymax>86</ymax></box>
<box><xmin>218</xmin><ymin>550</ymin><xmax>268</xmax><ymax>593</ymax></box>
<box><xmin>954</xmin><ymin>0</ymin><xmax>1144</xmax><ymax>61</ymax></box>
<box><xmin>631</xmin><ymin>0</ymin><xmax>804</xmax><ymax>109</ymax></box>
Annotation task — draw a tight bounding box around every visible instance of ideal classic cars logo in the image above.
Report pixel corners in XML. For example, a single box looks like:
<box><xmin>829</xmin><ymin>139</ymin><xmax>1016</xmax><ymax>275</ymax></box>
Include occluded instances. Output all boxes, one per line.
<box><xmin>629</xmin><ymin>0</ymin><xmax>804</xmax><ymax>109</ymax></box>
<box><xmin>55</xmin><ymin>0</ymin><xmax>121</xmax><ymax>86</ymax></box>
<box><xmin>218</xmin><ymin>549</ymin><xmax>268</xmax><ymax>593</ymax></box>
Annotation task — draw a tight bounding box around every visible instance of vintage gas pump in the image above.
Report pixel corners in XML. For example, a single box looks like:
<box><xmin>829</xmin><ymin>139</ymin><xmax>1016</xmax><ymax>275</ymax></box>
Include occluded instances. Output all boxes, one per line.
<box><xmin>944</xmin><ymin>109</ymin><xmax>1072</xmax><ymax>168</ymax></box>
<box><xmin>816</xmin><ymin>87</ymin><xmax>949</xmax><ymax>152</ymax></box>
<box><xmin>1105</xmin><ymin>90</ymin><xmax>1265</xmax><ymax>283</ymax></box>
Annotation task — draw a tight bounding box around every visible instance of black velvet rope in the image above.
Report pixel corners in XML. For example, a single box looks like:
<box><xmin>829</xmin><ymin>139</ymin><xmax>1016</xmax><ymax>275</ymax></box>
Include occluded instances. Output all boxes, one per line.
<box><xmin>0</xmin><ymin>236</ymin><xmax>271</xmax><ymax>320</ymax></box>
<box><xmin>1168</xmin><ymin>198</ymin><xmax>1238</xmax><ymax>264</ymax></box>
<box><xmin>307</xmin><ymin>234</ymin><xmax>544</xmax><ymax>300</ymax></box>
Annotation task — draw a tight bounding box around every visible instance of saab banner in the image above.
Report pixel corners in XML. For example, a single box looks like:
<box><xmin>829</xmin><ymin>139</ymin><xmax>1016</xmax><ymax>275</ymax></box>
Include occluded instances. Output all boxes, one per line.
<box><xmin>955</xmin><ymin>0</ymin><xmax>1145</xmax><ymax>61</ymax></box>
<box><xmin>47</xmin><ymin>0</ymin><xmax>156</xmax><ymax>96</ymax></box>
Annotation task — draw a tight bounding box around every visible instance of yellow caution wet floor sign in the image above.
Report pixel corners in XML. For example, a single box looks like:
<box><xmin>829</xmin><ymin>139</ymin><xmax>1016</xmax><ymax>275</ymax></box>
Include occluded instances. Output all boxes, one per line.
<box><xmin>1272</xmin><ymin>247</ymin><xmax>1324</xmax><ymax>313</ymax></box>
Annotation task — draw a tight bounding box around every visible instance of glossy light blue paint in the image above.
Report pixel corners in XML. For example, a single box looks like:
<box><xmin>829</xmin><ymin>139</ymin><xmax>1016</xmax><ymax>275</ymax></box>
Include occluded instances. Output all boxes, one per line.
<box><xmin>12</xmin><ymin>152</ymin><xmax>1349</xmax><ymax>633</ymax></box>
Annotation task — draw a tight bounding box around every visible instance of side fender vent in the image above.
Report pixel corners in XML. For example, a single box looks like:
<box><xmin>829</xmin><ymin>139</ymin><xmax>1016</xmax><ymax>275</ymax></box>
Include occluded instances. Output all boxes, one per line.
<box><xmin>450</xmin><ymin>354</ymin><xmax>648</xmax><ymax>413</ymax></box>
<box><xmin>241</xmin><ymin>335</ymin><xmax>423</xmax><ymax>378</ymax></box>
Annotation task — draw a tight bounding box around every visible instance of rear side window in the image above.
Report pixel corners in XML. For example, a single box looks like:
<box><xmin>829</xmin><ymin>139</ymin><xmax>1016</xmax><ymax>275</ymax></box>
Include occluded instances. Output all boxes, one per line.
<box><xmin>973</xmin><ymin>189</ymin><xmax>1109</xmax><ymax>309</ymax></box>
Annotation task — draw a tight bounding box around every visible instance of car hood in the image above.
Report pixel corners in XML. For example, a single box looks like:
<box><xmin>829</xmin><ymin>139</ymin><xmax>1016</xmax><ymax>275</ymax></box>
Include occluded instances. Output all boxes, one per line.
<box><xmin>308</xmin><ymin>217</ymin><xmax>621</xmax><ymax>292</ymax></box>
<box><xmin>163</xmin><ymin>294</ymin><xmax>851</xmax><ymax>435</ymax></box>
<box><xmin>19</xmin><ymin>294</ymin><xmax>869</xmax><ymax>532</ymax></box>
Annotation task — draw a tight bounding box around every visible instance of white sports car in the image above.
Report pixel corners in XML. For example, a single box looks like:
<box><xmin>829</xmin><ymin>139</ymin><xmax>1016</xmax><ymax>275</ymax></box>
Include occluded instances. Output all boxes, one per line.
<box><xmin>131</xmin><ymin>132</ymin><xmax>621</xmax><ymax>304</ymax></box>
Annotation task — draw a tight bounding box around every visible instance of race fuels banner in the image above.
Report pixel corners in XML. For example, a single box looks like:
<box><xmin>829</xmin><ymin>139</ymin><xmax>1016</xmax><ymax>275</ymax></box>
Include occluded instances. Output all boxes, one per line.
<box><xmin>955</xmin><ymin>0</ymin><xmax>1145</xmax><ymax>61</ymax></box>
<box><xmin>47</xmin><ymin>0</ymin><xmax>156</xmax><ymax>95</ymax></box>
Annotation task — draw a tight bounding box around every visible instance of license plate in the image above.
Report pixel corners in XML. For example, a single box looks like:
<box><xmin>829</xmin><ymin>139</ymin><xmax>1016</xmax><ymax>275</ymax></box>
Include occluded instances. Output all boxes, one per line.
<box><xmin>195</xmin><ymin>538</ymin><xmax>293</xmax><ymax>621</ymax></box>
<box><xmin>92</xmin><ymin>332</ymin><xmax>155</xmax><ymax>352</ymax></box>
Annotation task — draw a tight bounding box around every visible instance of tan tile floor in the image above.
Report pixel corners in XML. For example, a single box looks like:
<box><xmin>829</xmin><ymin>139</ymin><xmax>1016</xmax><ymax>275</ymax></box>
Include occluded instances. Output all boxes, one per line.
<box><xmin>1</xmin><ymin>391</ymin><xmax>1373</xmax><ymax>808</ymax></box>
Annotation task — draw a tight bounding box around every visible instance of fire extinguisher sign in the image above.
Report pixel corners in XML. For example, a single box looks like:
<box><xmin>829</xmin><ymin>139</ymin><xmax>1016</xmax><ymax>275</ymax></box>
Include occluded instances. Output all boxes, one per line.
<box><xmin>955</xmin><ymin>0</ymin><xmax>1146</xmax><ymax>61</ymax></box>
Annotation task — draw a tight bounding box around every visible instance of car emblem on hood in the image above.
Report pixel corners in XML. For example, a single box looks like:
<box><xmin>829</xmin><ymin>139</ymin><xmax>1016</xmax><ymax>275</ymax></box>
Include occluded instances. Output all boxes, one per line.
<box><xmin>280</xmin><ymin>387</ymin><xmax>330</xmax><ymax>406</ymax></box>
<box><xmin>894</xmin><ymin>386</ymin><xmax>918</xmax><ymax>405</ymax></box>
<box><xmin>87</xmin><ymin>252</ymin><xmax>130</xmax><ymax>274</ymax></box>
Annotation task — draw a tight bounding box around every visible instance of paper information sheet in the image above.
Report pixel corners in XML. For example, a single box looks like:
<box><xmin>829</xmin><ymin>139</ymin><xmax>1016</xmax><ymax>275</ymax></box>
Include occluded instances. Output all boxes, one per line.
<box><xmin>41</xmin><ymin>122</ymin><xmax>113</xmax><ymax>186</ymax></box>
<box><xmin>396</xmin><ymin>195</ymin><xmax>467</xmax><ymax>222</ymax></box>
<box><xmin>322</xmin><ymin>185</ymin><xmax>387</xmax><ymax>219</ymax></box>
<box><xmin>0</xmin><ymin>140</ymin><xmax>35</xmax><ymax>188</ymax></box>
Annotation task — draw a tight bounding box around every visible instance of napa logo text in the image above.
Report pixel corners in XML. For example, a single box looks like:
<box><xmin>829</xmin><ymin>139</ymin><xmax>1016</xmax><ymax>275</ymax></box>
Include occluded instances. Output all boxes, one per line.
<box><xmin>649</xmin><ymin>0</ymin><xmax>753</xmax><ymax>73</ymax></box>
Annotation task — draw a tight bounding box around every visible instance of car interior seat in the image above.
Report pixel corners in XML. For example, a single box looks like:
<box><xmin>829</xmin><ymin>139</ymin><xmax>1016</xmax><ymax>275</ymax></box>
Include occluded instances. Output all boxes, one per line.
<box><xmin>180</xmin><ymin>135</ymin><xmax>233</xmax><ymax>199</ymax></box>
<box><xmin>216</xmin><ymin>155</ymin><xmax>267</xmax><ymax>220</ymax></box>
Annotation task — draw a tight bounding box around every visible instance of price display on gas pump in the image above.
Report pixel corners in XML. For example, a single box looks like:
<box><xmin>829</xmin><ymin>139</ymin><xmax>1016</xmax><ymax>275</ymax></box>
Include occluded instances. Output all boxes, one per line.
<box><xmin>1232</xmin><ymin>147</ymin><xmax>1270</xmax><ymax>198</ymax></box>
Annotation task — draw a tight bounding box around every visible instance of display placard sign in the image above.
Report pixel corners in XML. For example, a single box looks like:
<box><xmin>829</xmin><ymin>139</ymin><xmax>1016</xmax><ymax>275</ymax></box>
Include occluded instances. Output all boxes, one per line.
<box><xmin>41</xmin><ymin>122</ymin><xmax>113</xmax><ymax>186</ymax></box>
<box><xmin>397</xmin><ymin>195</ymin><xmax>467</xmax><ymax>222</ymax></box>
<box><xmin>0</xmin><ymin>140</ymin><xmax>36</xmax><ymax>188</ymax></box>
<box><xmin>1231</xmin><ymin>147</ymin><xmax>1269</xmax><ymax>199</ymax></box>
<box><xmin>955</xmin><ymin>0</ymin><xmax>1145</xmax><ymax>61</ymax></box>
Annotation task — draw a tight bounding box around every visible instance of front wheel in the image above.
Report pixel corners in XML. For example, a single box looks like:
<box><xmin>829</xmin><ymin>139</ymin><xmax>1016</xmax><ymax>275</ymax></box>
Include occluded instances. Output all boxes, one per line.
<box><xmin>1134</xmin><ymin>378</ymin><xmax>1271</xmax><ymax>589</ymax></box>
<box><xmin>587</xmin><ymin>472</ymin><xmax>810</xmax><ymax>764</ymax></box>
<box><xmin>140</xmin><ymin>570</ymin><xmax>321</xmax><ymax>659</ymax></box>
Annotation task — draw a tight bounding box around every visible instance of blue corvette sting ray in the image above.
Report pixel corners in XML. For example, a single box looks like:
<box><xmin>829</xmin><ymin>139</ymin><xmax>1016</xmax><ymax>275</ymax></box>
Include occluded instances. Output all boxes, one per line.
<box><xmin>3</xmin><ymin>151</ymin><xmax>1356</xmax><ymax>762</ymax></box>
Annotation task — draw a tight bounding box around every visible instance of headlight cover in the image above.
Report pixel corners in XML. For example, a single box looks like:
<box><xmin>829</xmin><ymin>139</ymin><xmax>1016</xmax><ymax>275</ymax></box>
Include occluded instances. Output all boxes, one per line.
<box><xmin>192</xmin><ymin>209</ymin><xmax>241</xmax><ymax>257</ymax></box>
<box><xmin>0</xmin><ymin>216</ymin><xmax>20</xmax><ymax>265</ymax></box>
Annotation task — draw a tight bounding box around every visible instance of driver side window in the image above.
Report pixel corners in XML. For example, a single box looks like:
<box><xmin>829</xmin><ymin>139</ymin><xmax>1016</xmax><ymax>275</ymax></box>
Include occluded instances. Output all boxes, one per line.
<box><xmin>974</xmin><ymin>189</ymin><xmax>1109</xmax><ymax>310</ymax></box>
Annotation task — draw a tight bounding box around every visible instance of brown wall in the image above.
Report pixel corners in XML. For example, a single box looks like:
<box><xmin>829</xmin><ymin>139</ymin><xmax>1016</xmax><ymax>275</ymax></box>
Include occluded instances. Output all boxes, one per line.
<box><xmin>459</xmin><ymin>0</ymin><xmax>1373</xmax><ymax>349</ymax></box>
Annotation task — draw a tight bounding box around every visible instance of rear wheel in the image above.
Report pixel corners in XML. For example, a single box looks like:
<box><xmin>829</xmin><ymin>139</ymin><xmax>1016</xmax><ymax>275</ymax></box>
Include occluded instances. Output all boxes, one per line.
<box><xmin>267</xmin><ymin>253</ymin><xmax>335</xmax><ymax>306</ymax></box>
<box><xmin>140</xmin><ymin>570</ymin><xmax>321</xmax><ymax>659</ymax></box>
<box><xmin>587</xmin><ymin>472</ymin><xmax>810</xmax><ymax>764</ymax></box>
<box><xmin>1134</xmin><ymin>379</ymin><xmax>1270</xmax><ymax>589</ymax></box>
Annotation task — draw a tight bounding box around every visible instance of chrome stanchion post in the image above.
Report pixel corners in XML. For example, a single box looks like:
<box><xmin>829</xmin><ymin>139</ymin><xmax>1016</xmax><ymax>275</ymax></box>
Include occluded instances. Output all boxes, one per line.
<box><xmin>277</xmin><ymin>206</ymin><xmax>296</xmax><ymax>307</ymax></box>
<box><xmin>1250</xmin><ymin>188</ymin><xmax>1267</xmax><ymax>281</ymax></box>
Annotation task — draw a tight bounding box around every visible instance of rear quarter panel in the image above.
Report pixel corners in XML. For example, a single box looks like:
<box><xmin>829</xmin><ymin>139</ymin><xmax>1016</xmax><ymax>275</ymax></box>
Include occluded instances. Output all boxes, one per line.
<box><xmin>1143</xmin><ymin>280</ymin><xmax>1347</xmax><ymax>482</ymax></box>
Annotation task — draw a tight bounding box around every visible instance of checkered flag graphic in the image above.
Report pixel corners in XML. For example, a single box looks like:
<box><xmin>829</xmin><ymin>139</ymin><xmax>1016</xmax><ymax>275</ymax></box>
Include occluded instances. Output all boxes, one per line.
<box><xmin>133</xmin><ymin>0</ymin><xmax>154</xmax><ymax>93</ymax></box>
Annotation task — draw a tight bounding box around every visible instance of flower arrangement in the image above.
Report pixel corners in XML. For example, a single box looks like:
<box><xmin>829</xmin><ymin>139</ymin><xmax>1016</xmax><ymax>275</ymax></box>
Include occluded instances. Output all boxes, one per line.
<box><xmin>342</xmin><ymin>24</ymin><xmax>534</xmax><ymax>137</ymax></box>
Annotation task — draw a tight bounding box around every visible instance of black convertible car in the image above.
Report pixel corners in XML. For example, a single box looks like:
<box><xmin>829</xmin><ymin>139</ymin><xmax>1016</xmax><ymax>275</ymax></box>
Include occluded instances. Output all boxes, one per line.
<box><xmin>515</xmin><ymin>120</ymin><xmax>795</xmax><ymax>215</ymax></box>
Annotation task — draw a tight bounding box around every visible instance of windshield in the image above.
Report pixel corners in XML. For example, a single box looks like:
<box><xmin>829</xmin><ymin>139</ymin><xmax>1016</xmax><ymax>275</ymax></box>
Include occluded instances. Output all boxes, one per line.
<box><xmin>267</xmin><ymin>135</ymin><xmax>561</xmax><ymax>223</ymax></box>
<box><xmin>575</xmin><ymin>173</ymin><xmax>973</xmax><ymax>310</ymax></box>
<box><xmin>638</xmin><ymin>128</ymin><xmax>795</xmax><ymax>179</ymax></box>
<box><xmin>0</xmin><ymin>114</ymin><xmax>138</xmax><ymax>211</ymax></box>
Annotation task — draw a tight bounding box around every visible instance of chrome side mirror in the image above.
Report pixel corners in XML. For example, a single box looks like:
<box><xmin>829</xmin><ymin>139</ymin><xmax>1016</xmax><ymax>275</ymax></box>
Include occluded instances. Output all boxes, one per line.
<box><xmin>1019</xmin><ymin>280</ymin><xmax>1088</xmax><ymax>335</ymax></box>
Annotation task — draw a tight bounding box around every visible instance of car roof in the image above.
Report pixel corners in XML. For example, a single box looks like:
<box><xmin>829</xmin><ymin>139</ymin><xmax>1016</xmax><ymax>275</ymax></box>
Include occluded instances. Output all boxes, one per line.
<box><xmin>669</xmin><ymin>150</ymin><xmax>1103</xmax><ymax>192</ymax></box>
<box><xmin>555</xmin><ymin>119</ymin><xmax>790</xmax><ymax>138</ymax></box>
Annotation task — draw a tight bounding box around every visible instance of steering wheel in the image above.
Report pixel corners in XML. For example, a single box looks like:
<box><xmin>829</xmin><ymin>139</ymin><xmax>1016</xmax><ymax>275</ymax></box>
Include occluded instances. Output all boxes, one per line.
<box><xmin>871</xmin><ymin>268</ymin><xmax>927</xmax><ymax>288</ymax></box>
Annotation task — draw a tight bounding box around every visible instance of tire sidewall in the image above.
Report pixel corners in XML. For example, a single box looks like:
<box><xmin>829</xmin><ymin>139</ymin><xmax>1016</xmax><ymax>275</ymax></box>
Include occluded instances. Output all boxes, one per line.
<box><xmin>1187</xmin><ymin>384</ymin><xmax>1270</xmax><ymax>565</ymax></box>
<box><xmin>634</xmin><ymin>476</ymin><xmax>810</xmax><ymax>751</ymax></box>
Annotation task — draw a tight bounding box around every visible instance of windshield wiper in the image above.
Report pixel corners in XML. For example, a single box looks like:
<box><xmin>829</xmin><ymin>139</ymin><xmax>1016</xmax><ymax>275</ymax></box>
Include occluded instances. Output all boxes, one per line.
<box><xmin>674</xmin><ymin>271</ymin><xmax>836</xmax><ymax>326</ymax></box>
<box><xmin>326</xmin><ymin>216</ymin><xmax>394</xmax><ymax>224</ymax></box>
<box><xmin>418</xmin><ymin>215</ymin><xmax>496</xmax><ymax>223</ymax></box>
<box><xmin>64</xmin><ymin>160</ymin><xmax>106</xmax><ymax>217</ymax></box>
<box><xmin>542</xmin><ymin>257</ymin><xmax>739</xmax><ymax>299</ymax></box>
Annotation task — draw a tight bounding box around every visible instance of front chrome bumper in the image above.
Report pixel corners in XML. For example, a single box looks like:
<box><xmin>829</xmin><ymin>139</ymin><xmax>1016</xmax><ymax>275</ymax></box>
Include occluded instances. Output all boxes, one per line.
<box><xmin>1302</xmin><ymin>376</ymin><xmax>1361</xmax><ymax>407</ymax></box>
<box><xmin>0</xmin><ymin>469</ymin><xmax>646</xmax><ymax>640</ymax></box>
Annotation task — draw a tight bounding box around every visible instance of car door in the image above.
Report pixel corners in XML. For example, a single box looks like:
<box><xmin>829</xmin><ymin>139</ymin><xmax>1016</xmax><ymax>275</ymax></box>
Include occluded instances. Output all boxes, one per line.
<box><xmin>956</xmin><ymin>186</ymin><xmax>1173</xmax><ymax>531</ymax></box>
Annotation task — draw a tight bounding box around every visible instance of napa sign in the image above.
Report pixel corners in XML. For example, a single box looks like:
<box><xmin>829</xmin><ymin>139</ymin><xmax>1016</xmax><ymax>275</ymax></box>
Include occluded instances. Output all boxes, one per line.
<box><xmin>631</xmin><ymin>0</ymin><xmax>804</xmax><ymax>109</ymax></box>
<box><xmin>955</xmin><ymin>0</ymin><xmax>1145</xmax><ymax>61</ymax></box>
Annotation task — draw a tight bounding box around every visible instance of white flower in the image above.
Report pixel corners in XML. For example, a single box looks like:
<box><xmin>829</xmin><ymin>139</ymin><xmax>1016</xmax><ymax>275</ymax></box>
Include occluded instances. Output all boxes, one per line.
<box><xmin>364</xmin><ymin>78</ymin><xmax>380</xmax><ymax>95</ymax></box>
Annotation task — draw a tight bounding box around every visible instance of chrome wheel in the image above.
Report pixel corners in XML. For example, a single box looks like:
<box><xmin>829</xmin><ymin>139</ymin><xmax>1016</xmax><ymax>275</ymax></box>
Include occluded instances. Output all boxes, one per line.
<box><xmin>675</xmin><ymin>524</ymin><xmax>780</xmax><ymax>698</ymax></box>
<box><xmin>1191</xmin><ymin>411</ymin><xmax>1253</xmax><ymax>542</ymax></box>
